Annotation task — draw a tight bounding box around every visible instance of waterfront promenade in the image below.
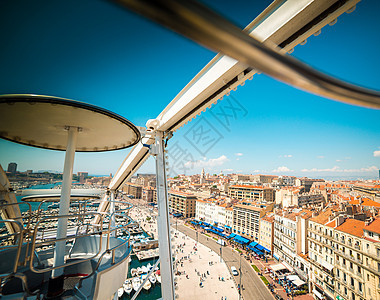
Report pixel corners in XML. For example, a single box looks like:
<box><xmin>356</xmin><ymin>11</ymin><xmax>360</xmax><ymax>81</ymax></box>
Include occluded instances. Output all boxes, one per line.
<box><xmin>129</xmin><ymin>203</ymin><xmax>240</xmax><ymax>299</ymax></box>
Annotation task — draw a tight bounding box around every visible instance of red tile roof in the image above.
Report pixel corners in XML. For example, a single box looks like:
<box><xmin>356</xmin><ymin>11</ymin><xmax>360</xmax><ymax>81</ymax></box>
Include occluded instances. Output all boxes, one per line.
<box><xmin>364</xmin><ymin>218</ymin><xmax>380</xmax><ymax>235</ymax></box>
<box><xmin>335</xmin><ymin>219</ymin><xmax>365</xmax><ymax>238</ymax></box>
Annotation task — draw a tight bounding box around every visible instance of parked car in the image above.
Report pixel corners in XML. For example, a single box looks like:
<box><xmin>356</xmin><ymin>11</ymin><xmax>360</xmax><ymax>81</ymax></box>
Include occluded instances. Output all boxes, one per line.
<box><xmin>231</xmin><ymin>266</ymin><xmax>239</xmax><ymax>276</ymax></box>
<box><xmin>275</xmin><ymin>294</ymin><xmax>284</xmax><ymax>300</ymax></box>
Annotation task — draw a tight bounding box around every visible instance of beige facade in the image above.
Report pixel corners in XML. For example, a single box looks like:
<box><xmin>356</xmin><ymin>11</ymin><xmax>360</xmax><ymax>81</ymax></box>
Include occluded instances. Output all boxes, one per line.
<box><xmin>259</xmin><ymin>214</ymin><xmax>274</xmax><ymax>254</ymax></box>
<box><xmin>123</xmin><ymin>182</ymin><xmax>143</xmax><ymax>199</ymax></box>
<box><xmin>169</xmin><ymin>191</ymin><xmax>197</xmax><ymax>218</ymax></box>
<box><xmin>143</xmin><ymin>187</ymin><xmax>157</xmax><ymax>203</ymax></box>
<box><xmin>228</xmin><ymin>185</ymin><xmax>274</xmax><ymax>202</ymax></box>
<box><xmin>308</xmin><ymin>214</ymin><xmax>380</xmax><ymax>300</ymax></box>
<box><xmin>233</xmin><ymin>204</ymin><xmax>271</xmax><ymax>240</ymax></box>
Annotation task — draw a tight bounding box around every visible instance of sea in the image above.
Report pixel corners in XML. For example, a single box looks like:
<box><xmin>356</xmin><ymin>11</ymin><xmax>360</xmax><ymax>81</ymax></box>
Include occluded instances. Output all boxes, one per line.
<box><xmin>16</xmin><ymin>183</ymin><xmax>162</xmax><ymax>299</ymax></box>
<box><xmin>16</xmin><ymin>182</ymin><xmax>62</xmax><ymax>212</ymax></box>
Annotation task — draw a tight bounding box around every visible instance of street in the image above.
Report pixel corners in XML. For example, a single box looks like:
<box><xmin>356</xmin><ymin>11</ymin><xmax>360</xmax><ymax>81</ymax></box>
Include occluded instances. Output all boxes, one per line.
<box><xmin>177</xmin><ymin>224</ymin><xmax>274</xmax><ymax>300</ymax></box>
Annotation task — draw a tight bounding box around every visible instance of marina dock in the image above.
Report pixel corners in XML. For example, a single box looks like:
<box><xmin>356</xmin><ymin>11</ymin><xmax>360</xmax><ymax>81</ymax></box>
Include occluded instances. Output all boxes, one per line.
<box><xmin>135</xmin><ymin>248</ymin><xmax>159</xmax><ymax>261</ymax></box>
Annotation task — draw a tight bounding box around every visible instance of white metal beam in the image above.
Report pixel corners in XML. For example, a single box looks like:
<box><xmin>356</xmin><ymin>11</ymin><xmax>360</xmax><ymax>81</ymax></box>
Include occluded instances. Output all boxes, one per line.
<box><xmin>107</xmin><ymin>0</ymin><xmax>361</xmax><ymax>190</ymax></box>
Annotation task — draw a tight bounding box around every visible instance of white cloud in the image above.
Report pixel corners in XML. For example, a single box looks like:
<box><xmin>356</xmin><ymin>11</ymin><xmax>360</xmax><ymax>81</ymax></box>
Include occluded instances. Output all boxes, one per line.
<box><xmin>184</xmin><ymin>155</ymin><xmax>229</xmax><ymax>169</ymax></box>
<box><xmin>301</xmin><ymin>166</ymin><xmax>378</xmax><ymax>173</ymax></box>
<box><xmin>374</xmin><ymin>150</ymin><xmax>380</xmax><ymax>157</ymax></box>
<box><xmin>224</xmin><ymin>168</ymin><xmax>233</xmax><ymax>172</ymax></box>
<box><xmin>336</xmin><ymin>160</ymin><xmax>342</xmax><ymax>162</ymax></box>
<box><xmin>317</xmin><ymin>156</ymin><xmax>325</xmax><ymax>159</ymax></box>
<box><xmin>272</xmin><ymin>166</ymin><xmax>293</xmax><ymax>172</ymax></box>
<box><xmin>279</xmin><ymin>155</ymin><xmax>293</xmax><ymax>158</ymax></box>
<box><xmin>235</xmin><ymin>153</ymin><xmax>243</xmax><ymax>156</ymax></box>
<box><xmin>301</xmin><ymin>166</ymin><xmax>340</xmax><ymax>172</ymax></box>
<box><xmin>253</xmin><ymin>170</ymin><xmax>260</xmax><ymax>173</ymax></box>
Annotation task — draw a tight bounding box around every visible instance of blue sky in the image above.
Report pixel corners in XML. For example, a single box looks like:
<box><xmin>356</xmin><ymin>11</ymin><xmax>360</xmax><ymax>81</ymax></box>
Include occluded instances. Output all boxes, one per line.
<box><xmin>0</xmin><ymin>0</ymin><xmax>379</xmax><ymax>179</ymax></box>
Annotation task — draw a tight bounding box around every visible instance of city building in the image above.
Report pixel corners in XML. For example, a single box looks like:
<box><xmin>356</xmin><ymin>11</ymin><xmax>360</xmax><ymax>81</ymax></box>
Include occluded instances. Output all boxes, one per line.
<box><xmin>228</xmin><ymin>185</ymin><xmax>274</xmax><ymax>202</ymax></box>
<box><xmin>122</xmin><ymin>182</ymin><xmax>143</xmax><ymax>199</ymax></box>
<box><xmin>143</xmin><ymin>186</ymin><xmax>157</xmax><ymax>203</ymax></box>
<box><xmin>232</xmin><ymin>203</ymin><xmax>273</xmax><ymax>240</ymax></box>
<box><xmin>309</xmin><ymin>210</ymin><xmax>380</xmax><ymax>300</ymax></box>
<box><xmin>169</xmin><ymin>191</ymin><xmax>197</xmax><ymax>218</ymax></box>
<box><xmin>77</xmin><ymin>172</ymin><xmax>88</xmax><ymax>184</ymax></box>
<box><xmin>251</xmin><ymin>174</ymin><xmax>278</xmax><ymax>184</ymax></box>
<box><xmin>259</xmin><ymin>213</ymin><xmax>274</xmax><ymax>254</ymax></box>
<box><xmin>273</xmin><ymin>209</ymin><xmax>312</xmax><ymax>276</ymax></box>
<box><xmin>195</xmin><ymin>198</ymin><xmax>227</xmax><ymax>226</ymax></box>
<box><xmin>7</xmin><ymin>162</ymin><xmax>17</xmax><ymax>174</ymax></box>
<box><xmin>296</xmin><ymin>178</ymin><xmax>325</xmax><ymax>192</ymax></box>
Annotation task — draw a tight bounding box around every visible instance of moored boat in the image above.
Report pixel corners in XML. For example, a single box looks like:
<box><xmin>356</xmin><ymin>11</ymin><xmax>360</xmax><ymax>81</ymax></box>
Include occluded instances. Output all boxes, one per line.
<box><xmin>141</xmin><ymin>275</ymin><xmax>151</xmax><ymax>291</ymax></box>
<box><xmin>118</xmin><ymin>287</ymin><xmax>124</xmax><ymax>298</ymax></box>
<box><xmin>149</xmin><ymin>274</ymin><xmax>157</xmax><ymax>284</ymax></box>
<box><xmin>132</xmin><ymin>277</ymin><xmax>141</xmax><ymax>292</ymax></box>
<box><xmin>141</xmin><ymin>265</ymin><xmax>148</xmax><ymax>274</ymax></box>
<box><xmin>123</xmin><ymin>280</ymin><xmax>133</xmax><ymax>295</ymax></box>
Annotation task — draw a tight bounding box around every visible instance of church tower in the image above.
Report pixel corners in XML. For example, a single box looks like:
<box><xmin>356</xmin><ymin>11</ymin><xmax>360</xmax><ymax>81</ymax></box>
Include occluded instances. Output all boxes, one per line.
<box><xmin>200</xmin><ymin>168</ymin><xmax>205</xmax><ymax>184</ymax></box>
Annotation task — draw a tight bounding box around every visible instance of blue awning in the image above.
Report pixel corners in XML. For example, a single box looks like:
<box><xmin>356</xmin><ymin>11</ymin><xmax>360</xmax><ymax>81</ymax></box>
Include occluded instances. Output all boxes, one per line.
<box><xmin>232</xmin><ymin>234</ymin><xmax>250</xmax><ymax>245</ymax></box>
<box><xmin>249</xmin><ymin>241</ymin><xmax>258</xmax><ymax>248</ymax></box>
<box><xmin>227</xmin><ymin>233</ymin><xmax>236</xmax><ymax>239</ymax></box>
<box><xmin>202</xmin><ymin>222</ymin><xmax>211</xmax><ymax>227</ymax></box>
<box><xmin>255</xmin><ymin>244</ymin><xmax>265</xmax><ymax>251</ymax></box>
<box><xmin>273</xmin><ymin>254</ymin><xmax>280</xmax><ymax>260</ymax></box>
<box><xmin>200</xmin><ymin>225</ymin><xmax>206</xmax><ymax>229</ymax></box>
<box><xmin>224</xmin><ymin>225</ymin><xmax>232</xmax><ymax>229</ymax></box>
<box><xmin>252</xmin><ymin>248</ymin><xmax>264</xmax><ymax>255</ymax></box>
<box><xmin>173</xmin><ymin>213</ymin><xmax>183</xmax><ymax>217</ymax></box>
<box><xmin>212</xmin><ymin>226</ymin><xmax>224</xmax><ymax>232</ymax></box>
<box><xmin>262</xmin><ymin>247</ymin><xmax>271</xmax><ymax>253</ymax></box>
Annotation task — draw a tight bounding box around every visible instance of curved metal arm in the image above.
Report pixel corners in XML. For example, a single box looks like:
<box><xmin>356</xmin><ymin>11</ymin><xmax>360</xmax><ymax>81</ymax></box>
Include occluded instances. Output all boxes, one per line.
<box><xmin>113</xmin><ymin>0</ymin><xmax>380</xmax><ymax>109</ymax></box>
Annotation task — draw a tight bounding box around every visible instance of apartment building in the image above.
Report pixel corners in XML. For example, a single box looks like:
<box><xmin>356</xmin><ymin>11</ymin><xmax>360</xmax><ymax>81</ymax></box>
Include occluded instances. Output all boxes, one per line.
<box><xmin>169</xmin><ymin>191</ymin><xmax>197</xmax><ymax>218</ymax></box>
<box><xmin>225</xmin><ymin>207</ymin><xmax>233</xmax><ymax>231</ymax></box>
<box><xmin>123</xmin><ymin>182</ymin><xmax>143</xmax><ymax>199</ymax></box>
<box><xmin>233</xmin><ymin>203</ymin><xmax>273</xmax><ymax>240</ymax></box>
<box><xmin>251</xmin><ymin>174</ymin><xmax>278</xmax><ymax>184</ymax></box>
<box><xmin>195</xmin><ymin>199</ymin><xmax>226</xmax><ymax>226</ymax></box>
<box><xmin>308</xmin><ymin>208</ymin><xmax>338</xmax><ymax>300</ymax></box>
<box><xmin>273</xmin><ymin>209</ymin><xmax>312</xmax><ymax>277</ymax></box>
<box><xmin>228</xmin><ymin>185</ymin><xmax>274</xmax><ymax>202</ymax></box>
<box><xmin>309</xmin><ymin>211</ymin><xmax>380</xmax><ymax>300</ymax></box>
<box><xmin>296</xmin><ymin>178</ymin><xmax>325</xmax><ymax>192</ymax></box>
<box><xmin>143</xmin><ymin>186</ymin><xmax>157</xmax><ymax>203</ymax></box>
<box><xmin>259</xmin><ymin>213</ymin><xmax>274</xmax><ymax>254</ymax></box>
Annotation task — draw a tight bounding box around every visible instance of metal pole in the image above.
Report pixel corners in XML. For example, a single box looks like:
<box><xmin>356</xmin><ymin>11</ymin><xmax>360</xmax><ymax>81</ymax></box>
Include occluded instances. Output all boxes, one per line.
<box><xmin>239</xmin><ymin>252</ymin><xmax>242</xmax><ymax>300</ymax></box>
<box><xmin>49</xmin><ymin>126</ymin><xmax>78</xmax><ymax>296</ymax></box>
<box><xmin>110</xmin><ymin>190</ymin><xmax>116</xmax><ymax>237</ymax></box>
<box><xmin>154</xmin><ymin>131</ymin><xmax>175</xmax><ymax>300</ymax></box>
<box><xmin>220</xmin><ymin>246</ymin><xmax>222</xmax><ymax>262</ymax></box>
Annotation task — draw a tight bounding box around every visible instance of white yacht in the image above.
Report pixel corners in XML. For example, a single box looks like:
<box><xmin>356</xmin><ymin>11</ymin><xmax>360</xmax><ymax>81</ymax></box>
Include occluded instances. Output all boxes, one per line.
<box><xmin>132</xmin><ymin>277</ymin><xmax>141</xmax><ymax>292</ymax></box>
<box><xmin>141</xmin><ymin>275</ymin><xmax>151</xmax><ymax>291</ymax></box>
<box><xmin>123</xmin><ymin>280</ymin><xmax>133</xmax><ymax>295</ymax></box>
<box><xmin>149</xmin><ymin>274</ymin><xmax>157</xmax><ymax>285</ymax></box>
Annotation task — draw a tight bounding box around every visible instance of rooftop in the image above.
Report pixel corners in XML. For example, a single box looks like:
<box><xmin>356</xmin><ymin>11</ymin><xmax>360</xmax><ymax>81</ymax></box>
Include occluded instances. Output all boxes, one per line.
<box><xmin>364</xmin><ymin>218</ymin><xmax>380</xmax><ymax>235</ymax></box>
<box><xmin>335</xmin><ymin>219</ymin><xmax>365</xmax><ymax>238</ymax></box>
